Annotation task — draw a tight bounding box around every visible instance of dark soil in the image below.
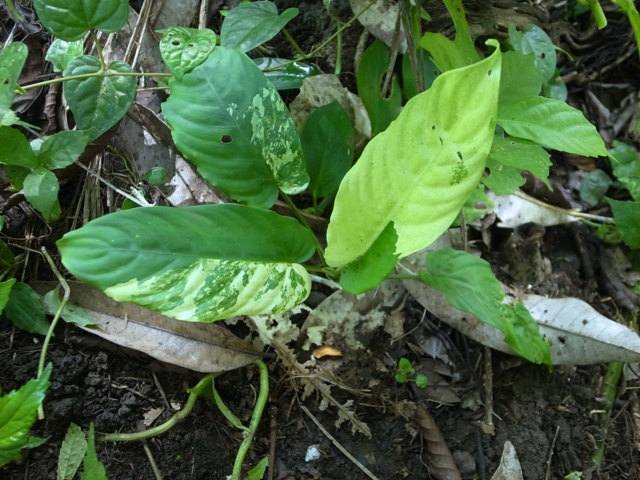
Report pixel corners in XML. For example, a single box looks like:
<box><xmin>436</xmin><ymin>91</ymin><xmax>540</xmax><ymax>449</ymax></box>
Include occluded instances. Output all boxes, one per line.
<box><xmin>2</xmin><ymin>1</ymin><xmax>640</xmax><ymax>480</ymax></box>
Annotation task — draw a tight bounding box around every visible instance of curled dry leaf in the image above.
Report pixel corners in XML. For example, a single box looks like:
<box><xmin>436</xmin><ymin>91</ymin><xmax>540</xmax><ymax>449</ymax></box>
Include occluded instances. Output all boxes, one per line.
<box><xmin>415</xmin><ymin>405</ymin><xmax>462</xmax><ymax>480</ymax></box>
<box><xmin>488</xmin><ymin>191</ymin><xmax>583</xmax><ymax>228</ymax></box>
<box><xmin>400</xmin><ymin>231</ymin><xmax>640</xmax><ymax>365</ymax></box>
<box><xmin>490</xmin><ymin>441</ymin><xmax>523</xmax><ymax>480</ymax></box>
<box><xmin>350</xmin><ymin>0</ymin><xmax>407</xmax><ymax>53</ymax></box>
<box><xmin>33</xmin><ymin>281</ymin><xmax>261</xmax><ymax>373</ymax></box>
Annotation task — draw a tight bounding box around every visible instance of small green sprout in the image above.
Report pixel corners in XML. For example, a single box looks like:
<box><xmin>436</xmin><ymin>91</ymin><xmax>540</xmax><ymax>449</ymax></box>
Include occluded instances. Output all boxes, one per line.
<box><xmin>395</xmin><ymin>357</ymin><xmax>428</xmax><ymax>388</ymax></box>
<box><xmin>565</xmin><ymin>472</ymin><xmax>583</xmax><ymax>480</ymax></box>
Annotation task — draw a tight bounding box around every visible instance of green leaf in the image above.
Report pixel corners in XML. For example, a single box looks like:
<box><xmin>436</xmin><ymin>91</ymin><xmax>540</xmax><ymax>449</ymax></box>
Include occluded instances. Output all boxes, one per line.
<box><xmin>508</xmin><ymin>24</ymin><xmax>556</xmax><ymax>82</ymax></box>
<box><xmin>1</xmin><ymin>109</ymin><xmax>37</xmax><ymax>128</ymax></box>
<box><xmin>607</xmin><ymin>198</ymin><xmax>640</xmax><ymax>249</ymax></box>
<box><xmin>610</xmin><ymin>140</ymin><xmax>640</xmax><ymax>200</ymax></box>
<box><xmin>37</xmin><ymin>130</ymin><xmax>91</xmax><ymax>169</ymax></box>
<box><xmin>580</xmin><ymin>169</ymin><xmax>612</xmax><ymax>206</ymax></box>
<box><xmin>64</xmin><ymin>56</ymin><xmax>136</xmax><ymax>140</ymax></box>
<box><xmin>419</xmin><ymin>249</ymin><xmax>550</xmax><ymax>366</ymax></box>
<box><xmin>45</xmin><ymin>39</ymin><xmax>84</xmax><ymax>73</ymax></box>
<box><xmin>420</xmin><ymin>32</ymin><xmax>467</xmax><ymax>72</ymax></box>
<box><xmin>253</xmin><ymin>57</ymin><xmax>321</xmax><ymax>90</ymax></box>
<box><xmin>357</xmin><ymin>39</ymin><xmax>402</xmax><ymax>136</ymax></box>
<box><xmin>340</xmin><ymin>221</ymin><xmax>399</xmax><ymax>295</ymax></box>
<box><xmin>220</xmin><ymin>1</ymin><xmax>298</xmax><ymax>52</ymax></box>
<box><xmin>0</xmin><ymin>42</ymin><xmax>28</xmax><ymax>119</ymax></box>
<box><xmin>542</xmin><ymin>76</ymin><xmax>568</xmax><ymax>101</ymax></box>
<box><xmin>246</xmin><ymin>457</ymin><xmax>269</xmax><ymax>480</ymax></box>
<box><xmin>415</xmin><ymin>374</ymin><xmax>428</xmax><ymax>388</ymax></box>
<box><xmin>0</xmin><ymin>363</ymin><xmax>51</xmax><ymax>468</ymax></box>
<box><xmin>33</xmin><ymin>0</ymin><xmax>129</xmax><ymax>41</ymax></box>
<box><xmin>451</xmin><ymin>184</ymin><xmax>493</xmax><ymax>225</ymax></box>
<box><xmin>0</xmin><ymin>279</ymin><xmax>16</xmax><ymax>315</ymax></box>
<box><xmin>440</xmin><ymin>0</ymin><xmax>480</xmax><ymax>65</ymax></box>
<box><xmin>0</xmin><ymin>126</ymin><xmax>39</xmax><ymax>168</ymax></box>
<box><xmin>4</xmin><ymin>282</ymin><xmax>51</xmax><ymax>335</ymax></box>
<box><xmin>5</xmin><ymin>165</ymin><xmax>30</xmax><ymax>190</ymax></box>
<box><xmin>162</xmin><ymin>47</ymin><xmax>308</xmax><ymax>208</ymax></box>
<box><xmin>57</xmin><ymin>423</ymin><xmax>87</xmax><ymax>480</ymax></box>
<box><xmin>497</xmin><ymin>96</ymin><xmax>608</xmax><ymax>158</ymax></box>
<box><xmin>158</xmin><ymin>27</ymin><xmax>217</xmax><ymax>80</ymax></box>
<box><xmin>23</xmin><ymin>168</ymin><xmax>61</xmax><ymax>222</ymax></box>
<box><xmin>301</xmin><ymin>102</ymin><xmax>353</xmax><ymax>199</ymax></box>
<box><xmin>143</xmin><ymin>167</ymin><xmax>169</xmax><ymax>186</ymax></box>
<box><xmin>325</xmin><ymin>43</ymin><xmax>502</xmax><ymax>267</ymax></box>
<box><xmin>499</xmin><ymin>51</ymin><xmax>542</xmax><ymax>103</ymax></box>
<box><xmin>483</xmin><ymin>136</ymin><xmax>552</xmax><ymax>194</ymax></box>
<box><xmin>79</xmin><ymin>423</ymin><xmax>107</xmax><ymax>480</ymax></box>
<box><xmin>57</xmin><ymin>204</ymin><xmax>316</xmax><ymax>322</ymax></box>
<box><xmin>44</xmin><ymin>288</ymin><xmax>95</xmax><ymax>328</ymax></box>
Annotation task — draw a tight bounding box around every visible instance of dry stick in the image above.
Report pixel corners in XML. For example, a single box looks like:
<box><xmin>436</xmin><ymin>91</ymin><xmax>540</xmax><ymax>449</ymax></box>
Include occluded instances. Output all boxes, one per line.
<box><xmin>198</xmin><ymin>0</ymin><xmax>210</xmax><ymax>30</ymax></box>
<box><xmin>481</xmin><ymin>347</ymin><xmax>495</xmax><ymax>436</ymax></box>
<box><xmin>141</xmin><ymin>438</ymin><xmax>163</xmax><ymax>480</ymax></box>
<box><xmin>300</xmin><ymin>405</ymin><xmax>380</xmax><ymax>480</ymax></box>
<box><xmin>545</xmin><ymin>425</ymin><xmax>560</xmax><ymax>480</ymax></box>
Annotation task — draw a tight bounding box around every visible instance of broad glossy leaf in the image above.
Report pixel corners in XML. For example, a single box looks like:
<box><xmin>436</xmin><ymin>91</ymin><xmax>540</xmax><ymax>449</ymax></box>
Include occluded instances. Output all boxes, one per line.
<box><xmin>5</xmin><ymin>282</ymin><xmax>50</xmax><ymax>335</ymax></box>
<box><xmin>301</xmin><ymin>102</ymin><xmax>353</xmax><ymax>198</ymax></box>
<box><xmin>0</xmin><ymin>363</ymin><xmax>51</xmax><ymax>468</ymax></box>
<box><xmin>419</xmin><ymin>248</ymin><xmax>551</xmax><ymax>366</ymax></box>
<box><xmin>253</xmin><ymin>57</ymin><xmax>321</xmax><ymax>90</ymax></box>
<box><xmin>64</xmin><ymin>56</ymin><xmax>136</xmax><ymax>140</ymax></box>
<box><xmin>23</xmin><ymin>168</ymin><xmax>61</xmax><ymax>222</ymax></box>
<box><xmin>158</xmin><ymin>27</ymin><xmax>217</xmax><ymax>80</ymax></box>
<box><xmin>508</xmin><ymin>24</ymin><xmax>556</xmax><ymax>82</ymax></box>
<box><xmin>57</xmin><ymin>204</ymin><xmax>315</xmax><ymax>322</ymax></box>
<box><xmin>45</xmin><ymin>39</ymin><xmax>83</xmax><ymax>73</ymax></box>
<box><xmin>607</xmin><ymin>198</ymin><xmax>640</xmax><ymax>249</ymax></box>
<box><xmin>325</xmin><ymin>43</ymin><xmax>501</xmax><ymax>267</ymax></box>
<box><xmin>340</xmin><ymin>221</ymin><xmax>399</xmax><ymax>295</ymax></box>
<box><xmin>162</xmin><ymin>47</ymin><xmax>308</xmax><ymax>207</ymax></box>
<box><xmin>357</xmin><ymin>39</ymin><xmax>401</xmax><ymax>136</ymax></box>
<box><xmin>497</xmin><ymin>96</ymin><xmax>608</xmax><ymax>158</ymax></box>
<box><xmin>221</xmin><ymin>1</ymin><xmax>298</xmax><ymax>52</ymax></box>
<box><xmin>33</xmin><ymin>0</ymin><xmax>129</xmax><ymax>41</ymax></box>
<box><xmin>0</xmin><ymin>126</ymin><xmax>38</xmax><ymax>168</ymax></box>
<box><xmin>0</xmin><ymin>42</ymin><xmax>28</xmax><ymax>118</ymax></box>
<box><xmin>499</xmin><ymin>51</ymin><xmax>541</xmax><ymax>103</ymax></box>
<box><xmin>37</xmin><ymin>130</ymin><xmax>91</xmax><ymax>169</ymax></box>
<box><xmin>420</xmin><ymin>33</ymin><xmax>467</xmax><ymax>72</ymax></box>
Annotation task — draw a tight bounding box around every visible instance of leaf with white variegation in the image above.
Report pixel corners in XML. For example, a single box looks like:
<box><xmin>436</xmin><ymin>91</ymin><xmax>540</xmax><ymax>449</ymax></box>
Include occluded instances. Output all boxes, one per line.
<box><xmin>162</xmin><ymin>47</ymin><xmax>308</xmax><ymax>208</ymax></box>
<box><xmin>325</xmin><ymin>42</ymin><xmax>502</xmax><ymax>267</ymax></box>
<box><xmin>57</xmin><ymin>205</ymin><xmax>316</xmax><ymax>322</ymax></box>
<box><xmin>497</xmin><ymin>96</ymin><xmax>608</xmax><ymax>158</ymax></box>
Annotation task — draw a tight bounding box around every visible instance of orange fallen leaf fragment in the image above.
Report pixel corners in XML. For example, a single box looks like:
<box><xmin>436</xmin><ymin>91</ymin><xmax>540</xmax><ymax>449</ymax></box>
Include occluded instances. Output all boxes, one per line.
<box><xmin>313</xmin><ymin>345</ymin><xmax>343</xmax><ymax>359</ymax></box>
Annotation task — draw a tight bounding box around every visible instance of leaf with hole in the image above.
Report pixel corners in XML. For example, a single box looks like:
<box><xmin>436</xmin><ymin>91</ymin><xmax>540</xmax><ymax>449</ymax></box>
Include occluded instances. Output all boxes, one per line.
<box><xmin>33</xmin><ymin>0</ymin><xmax>129</xmax><ymax>41</ymax></box>
<box><xmin>64</xmin><ymin>56</ymin><xmax>136</xmax><ymax>141</ymax></box>
<box><xmin>163</xmin><ymin>47</ymin><xmax>308</xmax><ymax>207</ymax></box>
<box><xmin>325</xmin><ymin>42</ymin><xmax>501</xmax><ymax>267</ymax></box>
<box><xmin>508</xmin><ymin>24</ymin><xmax>556</xmax><ymax>83</ymax></box>
<box><xmin>23</xmin><ymin>168</ymin><xmax>61</xmax><ymax>222</ymax></box>
<box><xmin>497</xmin><ymin>96</ymin><xmax>608</xmax><ymax>158</ymax></box>
<box><xmin>221</xmin><ymin>1</ymin><xmax>298</xmax><ymax>53</ymax></box>
<box><xmin>301</xmin><ymin>101</ymin><xmax>353</xmax><ymax>199</ymax></box>
<box><xmin>158</xmin><ymin>27</ymin><xmax>217</xmax><ymax>80</ymax></box>
<box><xmin>57</xmin><ymin>204</ymin><xmax>315</xmax><ymax>322</ymax></box>
<box><xmin>45</xmin><ymin>39</ymin><xmax>83</xmax><ymax>73</ymax></box>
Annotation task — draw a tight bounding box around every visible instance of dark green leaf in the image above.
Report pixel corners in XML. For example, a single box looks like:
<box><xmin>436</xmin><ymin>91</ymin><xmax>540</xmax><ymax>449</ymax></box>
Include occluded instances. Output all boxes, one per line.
<box><xmin>357</xmin><ymin>39</ymin><xmax>402</xmax><ymax>136</ymax></box>
<box><xmin>143</xmin><ymin>167</ymin><xmax>169</xmax><ymax>186</ymax></box>
<box><xmin>580</xmin><ymin>169</ymin><xmax>612</xmax><ymax>206</ymax></box>
<box><xmin>23</xmin><ymin>168</ymin><xmax>61</xmax><ymax>222</ymax></box>
<box><xmin>253</xmin><ymin>57</ymin><xmax>321</xmax><ymax>90</ymax></box>
<box><xmin>497</xmin><ymin>96</ymin><xmax>608</xmax><ymax>157</ymax></box>
<box><xmin>33</xmin><ymin>0</ymin><xmax>129</xmax><ymax>41</ymax></box>
<box><xmin>0</xmin><ymin>363</ymin><xmax>51</xmax><ymax>468</ymax></box>
<box><xmin>4</xmin><ymin>282</ymin><xmax>50</xmax><ymax>335</ymax></box>
<box><xmin>607</xmin><ymin>198</ymin><xmax>640</xmax><ymax>249</ymax></box>
<box><xmin>45</xmin><ymin>39</ymin><xmax>83</xmax><ymax>73</ymax></box>
<box><xmin>246</xmin><ymin>457</ymin><xmax>269</xmax><ymax>480</ymax></box>
<box><xmin>504</xmin><ymin>301</ymin><xmax>552</xmax><ymax>368</ymax></box>
<box><xmin>158</xmin><ymin>27</ymin><xmax>217</xmax><ymax>80</ymax></box>
<box><xmin>508</xmin><ymin>24</ymin><xmax>556</xmax><ymax>82</ymax></box>
<box><xmin>221</xmin><ymin>1</ymin><xmax>298</xmax><ymax>52</ymax></box>
<box><xmin>0</xmin><ymin>42</ymin><xmax>28</xmax><ymax>119</ymax></box>
<box><xmin>499</xmin><ymin>51</ymin><xmax>541</xmax><ymax>103</ymax></box>
<box><xmin>5</xmin><ymin>165</ymin><xmax>30</xmax><ymax>190</ymax></box>
<box><xmin>340</xmin><ymin>221</ymin><xmax>399</xmax><ymax>295</ymax></box>
<box><xmin>64</xmin><ymin>56</ymin><xmax>136</xmax><ymax>140</ymax></box>
<box><xmin>301</xmin><ymin>102</ymin><xmax>353</xmax><ymax>198</ymax></box>
<box><xmin>37</xmin><ymin>130</ymin><xmax>91</xmax><ymax>169</ymax></box>
<box><xmin>79</xmin><ymin>423</ymin><xmax>107</xmax><ymax>480</ymax></box>
<box><xmin>542</xmin><ymin>76</ymin><xmax>568</xmax><ymax>101</ymax></box>
<box><xmin>0</xmin><ymin>279</ymin><xmax>16</xmax><ymax>315</ymax></box>
<box><xmin>610</xmin><ymin>140</ymin><xmax>640</xmax><ymax>200</ymax></box>
<box><xmin>162</xmin><ymin>47</ymin><xmax>308</xmax><ymax>207</ymax></box>
<box><xmin>0</xmin><ymin>126</ymin><xmax>39</xmax><ymax>168</ymax></box>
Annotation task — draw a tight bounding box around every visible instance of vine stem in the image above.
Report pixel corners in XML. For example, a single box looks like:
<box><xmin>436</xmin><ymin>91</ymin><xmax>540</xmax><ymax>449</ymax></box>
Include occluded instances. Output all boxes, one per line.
<box><xmin>21</xmin><ymin>71</ymin><xmax>172</xmax><ymax>92</ymax></box>
<box><xmin>91</xmin><ymin>29</ymin><xmax>106</xmax><ymax>72</ymax></box>
<box><xmin>37</xmin><ymin>247</ymin><xmax>70</xmax><ymax>419</ymax></box>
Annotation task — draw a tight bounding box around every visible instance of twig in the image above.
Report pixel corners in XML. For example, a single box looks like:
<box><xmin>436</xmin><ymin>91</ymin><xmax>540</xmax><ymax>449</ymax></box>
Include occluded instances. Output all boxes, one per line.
<box><xmin>141</xmin><ymin>438</ymin><xmax>163</xmax><ymax>480</ymax></box>
<box><xmin>481</xmin><ymin>346</ymin><xmax>495</xmax><ymax>435</ymax></box>
<box><xmin>300</xmin><ymin>405</ymin><xmax>380</xmax><ymax>480</ymax></box>
<box><xmin>545</xmin><ymin>425</ymin><xmax>560</xmax><ymax>480</ymax></box>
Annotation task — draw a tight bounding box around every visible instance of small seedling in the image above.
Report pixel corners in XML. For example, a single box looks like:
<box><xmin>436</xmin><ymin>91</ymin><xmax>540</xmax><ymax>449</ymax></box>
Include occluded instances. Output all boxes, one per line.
<box><xmin>395</xmin><ymin>357</ymin><xmax>428</xmax><ymax>388</ymax></box>
<box><xmin>565</xmin><ymin>472</ymin><xmax>583</xmax><ymax>480</ymax></box>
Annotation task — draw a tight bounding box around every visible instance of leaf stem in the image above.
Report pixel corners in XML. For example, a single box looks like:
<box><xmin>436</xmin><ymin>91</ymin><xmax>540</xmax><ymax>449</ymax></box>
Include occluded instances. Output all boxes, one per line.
<box><xmin>280</xmin><ymin>192</ymin><xmax>326</xmax><ymax>265</ymax></box>
<box><xmin>21</xmin><ymin>71</ymin><xmax>172</xmax><ymax>92</ymax></box>
<box><xmin>281</xmin><ymin>27</ymin><xmax>306</xmax><ymax>57</ymax></box>
<box><xmin>37</xmin><ymin>247</ymin><xmax>70</xmax><ymax>419</ymax></box>
<box><xmin>90</xmin><ymin>30</ymin><xmax>106</xmax><ymax>72</ymax></box>
<box><xmin>230</xmin><ymin>360</ymin><xmax>269</xmax><ymax>480</ymax></box>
